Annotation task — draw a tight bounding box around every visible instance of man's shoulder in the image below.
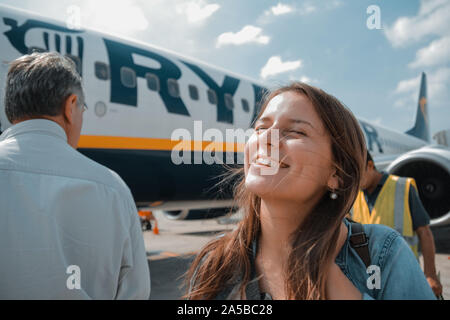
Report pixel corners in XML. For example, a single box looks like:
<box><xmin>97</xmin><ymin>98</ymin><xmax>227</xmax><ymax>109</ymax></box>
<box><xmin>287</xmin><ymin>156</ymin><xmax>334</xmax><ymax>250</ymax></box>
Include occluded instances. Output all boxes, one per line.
<box><xmin>388</xmin><ymin>173</ymin><xmax>416</xmax><ymax>185</ymax></box>
<box><xmin>0</xmin><ymin>135</ymin><xmax>131</xmax><ymax>198</ymax></box>
<box><xmin>70</xmin><ymin>150</ymin><xmax>132</xmax><ymax>196</ymax></box>
<box><xmin>47</xmin><ymin>148</ymin><xmax>135</xmax><ymax>202</ymax></box>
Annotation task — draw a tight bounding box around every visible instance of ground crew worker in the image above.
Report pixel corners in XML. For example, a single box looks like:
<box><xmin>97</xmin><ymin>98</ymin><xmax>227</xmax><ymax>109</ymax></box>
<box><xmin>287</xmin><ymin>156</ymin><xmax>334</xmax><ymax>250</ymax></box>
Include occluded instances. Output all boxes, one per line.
<box><xmin>350</xmin><ymin>151</ymin><xmax>443</xmax><ymax>297</ymax></box>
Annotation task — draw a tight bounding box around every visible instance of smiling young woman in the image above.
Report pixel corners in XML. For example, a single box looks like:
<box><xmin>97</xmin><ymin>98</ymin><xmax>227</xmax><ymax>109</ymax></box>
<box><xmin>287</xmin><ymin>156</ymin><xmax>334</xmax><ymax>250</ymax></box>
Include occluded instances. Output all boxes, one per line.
<box><xmin>184</xmin><ymin>82</ymin><xmax>436</xmax><ymax>300</ymax></box>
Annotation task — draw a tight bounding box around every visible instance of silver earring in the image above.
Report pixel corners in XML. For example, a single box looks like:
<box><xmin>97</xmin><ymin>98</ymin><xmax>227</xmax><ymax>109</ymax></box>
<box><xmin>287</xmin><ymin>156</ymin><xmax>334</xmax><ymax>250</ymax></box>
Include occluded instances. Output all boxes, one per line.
<box><xmin>330</xmin><ymin>191</ymin><xmax>338</xmax><ymax>200</ymax></box>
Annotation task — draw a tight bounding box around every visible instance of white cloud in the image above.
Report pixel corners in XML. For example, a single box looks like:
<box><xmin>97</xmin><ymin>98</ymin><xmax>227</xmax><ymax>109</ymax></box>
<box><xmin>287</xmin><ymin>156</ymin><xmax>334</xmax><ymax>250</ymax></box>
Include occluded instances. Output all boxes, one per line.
<box><xmin>86</xmin><ymin>0</ymin><xmax>149</xmax><ymax>33</ymax></box>
<box><xmin>264</xmin><ymin>1</ymin><xmax>337</xmax><ymax>17</ymax></box>
<box><xmin>409</xmin><ymin>36</ymin><xmax>450</xmax><ymax>68</ymax></box>
<box><xmin>260</xmin><ymin>56</ymin><xmax>302</xmax><ymax>79</ymax></box>
<box><xmin>216</xmin><ymin>25</ymin><xmax>270</xmax><ymax>48</ymax></box>
<box><xmin>270</xmin><ymin>3</ymin><xmax>294</xmax><ymax>16</ymax></box>
<box><xmin>428</xmin><ymin>67</ymin><xmax>450</xmax><ymax>106</ymax></box>
<box><xmin>419</xmin><ymin>0</ymin><xmax>449</xmax><ymax>15</ymax></box>
<box><xmin>394</xmin><ymin>68</ymin><xmax>450</xmax><ymax>109</ymax></box>
<box><xmin>175</xmin><ymin>0</ymin><xmax>220</xmax><ymax>24</ymax></box>
<box><xmin>395</xmin><ymin>75</ymin><xmax>421</xmax><ymax>94</ymax></box>
<box><xmin>289</xmin><ymin>75</ymin><xmax>319</xmax><ymax>84</ymax></box>
<box><xmin>386</xmin><ymin>0</ymin><xmax>450</xmax><ymax>119</ymax></box>
<box><xmin>326</xmin><ymin>0</ymin><xmax>344</xmax><ymax>10</ymax></box>
<box><xmin>393</xmin><ymin>95</ymin><xmax>416</xmax><ymax>109</ymax></box>
<box><xmin>300</xmin><ymin>76</ymin><xmax>320</xmax><ymax>84</ymax></box>
<box><xmin>300</xmin><ymin>76</ymin><xmax>312</xmax><ymax>83</ymax></box>
<box><xmin>384</xmin><ymin>0</ymin><xmax>450</xmax><ymax>48</ymax></box>
<box><xmin>298</xmin><ymin>3</ymin><xmax>317</xmax><ymax>15</ymax></box>
<box><xmin>82</xmin><ymin>0</ymin><xmax>219</xmax><ymax>57</ymax></box>
<box><xmin>259</xmin><ymin>2</ymin><xmax>316</xmax><ymax>24</ymax></box>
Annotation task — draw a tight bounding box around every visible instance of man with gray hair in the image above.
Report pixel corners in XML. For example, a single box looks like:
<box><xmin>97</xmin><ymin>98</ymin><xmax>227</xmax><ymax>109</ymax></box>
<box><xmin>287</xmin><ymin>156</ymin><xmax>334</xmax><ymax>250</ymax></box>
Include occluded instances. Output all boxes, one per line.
<box><xmin>0</xmin><ymin>52</ymin><xmax>150</xmax><ymax>299</ymax></box>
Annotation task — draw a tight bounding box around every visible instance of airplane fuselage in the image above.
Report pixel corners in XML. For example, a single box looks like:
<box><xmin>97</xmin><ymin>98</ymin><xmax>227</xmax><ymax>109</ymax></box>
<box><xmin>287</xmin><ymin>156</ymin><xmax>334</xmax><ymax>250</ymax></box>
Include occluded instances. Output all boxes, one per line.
<box><xmin>0</xmin><ymin>5</ymin><xmax>429</xmax><ymax>208</ymax></box>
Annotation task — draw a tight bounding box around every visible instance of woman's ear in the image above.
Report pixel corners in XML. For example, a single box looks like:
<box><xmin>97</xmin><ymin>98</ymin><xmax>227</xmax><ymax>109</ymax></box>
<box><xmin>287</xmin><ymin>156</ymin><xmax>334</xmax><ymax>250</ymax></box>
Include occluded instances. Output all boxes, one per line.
<box><xmin>327</xmin><ymin>170</ymin><xmax>340</xmax><ymax>191</ymax></box>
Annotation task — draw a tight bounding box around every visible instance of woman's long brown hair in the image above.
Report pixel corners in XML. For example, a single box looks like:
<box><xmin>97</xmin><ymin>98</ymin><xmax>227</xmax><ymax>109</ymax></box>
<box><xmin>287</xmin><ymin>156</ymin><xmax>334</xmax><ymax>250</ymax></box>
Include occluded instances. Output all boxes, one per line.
<box><xmin>184</xmin><ymin>82</ymin><xmax>367</xmax><ymax>300</ymax></box>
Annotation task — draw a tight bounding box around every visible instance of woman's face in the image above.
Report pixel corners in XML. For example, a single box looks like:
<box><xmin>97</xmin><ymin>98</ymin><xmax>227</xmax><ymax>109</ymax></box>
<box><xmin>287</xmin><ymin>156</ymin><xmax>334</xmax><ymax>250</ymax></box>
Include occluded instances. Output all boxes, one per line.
<box><xmin>244</xmin><ymin>91</ymin><xmax>338</xmax><ymax>203</ymax></box>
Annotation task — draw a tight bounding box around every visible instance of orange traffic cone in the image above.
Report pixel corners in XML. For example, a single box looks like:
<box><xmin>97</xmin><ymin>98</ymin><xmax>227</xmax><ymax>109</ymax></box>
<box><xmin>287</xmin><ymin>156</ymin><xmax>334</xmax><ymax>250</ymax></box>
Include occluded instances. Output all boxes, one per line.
<box><xmin>153</xmin><ymin>219</ymin><xmax>159</xmax><ymax>235</ymax></box>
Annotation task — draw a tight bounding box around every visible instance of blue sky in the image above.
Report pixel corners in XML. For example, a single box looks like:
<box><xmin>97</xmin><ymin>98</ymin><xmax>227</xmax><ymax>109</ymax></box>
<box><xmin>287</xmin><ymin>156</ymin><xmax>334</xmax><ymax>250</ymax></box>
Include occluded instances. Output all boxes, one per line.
<box><xmin>2</xmin><ymin>0</ymin><xmax>449</xmax><ymax>137</ymax></box>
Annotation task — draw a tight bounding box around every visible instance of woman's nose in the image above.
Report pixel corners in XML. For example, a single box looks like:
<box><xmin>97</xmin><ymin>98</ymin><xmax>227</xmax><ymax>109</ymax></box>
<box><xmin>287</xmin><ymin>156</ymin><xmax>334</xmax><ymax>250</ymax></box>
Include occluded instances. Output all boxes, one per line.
<box><xmin>258</xmin><ymin>127</ymin><xmax>280</xmax><ymax>152</ymax></box>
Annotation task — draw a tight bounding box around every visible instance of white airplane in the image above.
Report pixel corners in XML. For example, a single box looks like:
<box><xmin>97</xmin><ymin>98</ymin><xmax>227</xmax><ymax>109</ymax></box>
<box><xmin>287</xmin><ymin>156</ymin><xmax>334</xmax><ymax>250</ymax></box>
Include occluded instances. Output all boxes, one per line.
<box><xmin>0</xmin><ymin>5</ymin><xmax>449</xmax><ymax>225</ymax></box>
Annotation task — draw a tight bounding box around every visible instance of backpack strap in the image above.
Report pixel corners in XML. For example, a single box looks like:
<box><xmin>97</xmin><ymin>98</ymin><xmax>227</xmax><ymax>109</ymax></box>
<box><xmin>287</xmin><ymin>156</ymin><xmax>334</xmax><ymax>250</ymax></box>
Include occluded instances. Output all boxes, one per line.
<box><xmin>348</xmin><ymin>221</ymin><xmax>371</xmax><ymax>269</ymax></box>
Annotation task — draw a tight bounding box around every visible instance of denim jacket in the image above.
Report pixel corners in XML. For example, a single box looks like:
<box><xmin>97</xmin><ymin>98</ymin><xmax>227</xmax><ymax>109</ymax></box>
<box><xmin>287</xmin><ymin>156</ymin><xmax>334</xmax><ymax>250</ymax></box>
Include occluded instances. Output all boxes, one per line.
<box><xmin>206</xmin><ymin>218</ymin><xmax>436</xmax><ymax>300</ymax></box>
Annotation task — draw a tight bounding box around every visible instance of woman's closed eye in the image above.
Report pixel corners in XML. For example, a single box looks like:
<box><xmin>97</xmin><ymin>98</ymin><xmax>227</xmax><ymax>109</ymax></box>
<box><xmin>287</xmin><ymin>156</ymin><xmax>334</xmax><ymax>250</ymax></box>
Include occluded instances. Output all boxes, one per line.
<box><xmin>255</xmin><ymin>127</ymin><xmax>268</xmax><ymax>134</ymax></box>
<box><xmin>255</xmin><ymin>126</ymin><xmax>308</xmax><ymax>137</ymax></box>
<box><xmin>286</xmin><ymin>129</ymin><xmax>307</xmax><ymax>137</ymax></box>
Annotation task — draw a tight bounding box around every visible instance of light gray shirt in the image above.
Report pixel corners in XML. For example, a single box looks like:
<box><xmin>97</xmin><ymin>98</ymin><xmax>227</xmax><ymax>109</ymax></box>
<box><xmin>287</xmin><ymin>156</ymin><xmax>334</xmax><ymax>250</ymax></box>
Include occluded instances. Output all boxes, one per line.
<box><xmin>0</xmin><ymin>119</ymin><xmax>150</xmax><ymax>299</ymax></box>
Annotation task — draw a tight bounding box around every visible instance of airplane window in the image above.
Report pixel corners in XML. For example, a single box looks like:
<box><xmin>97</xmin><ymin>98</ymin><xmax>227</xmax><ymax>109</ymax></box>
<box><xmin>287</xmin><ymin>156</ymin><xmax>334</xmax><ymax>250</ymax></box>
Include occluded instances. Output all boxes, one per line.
<box><xmin>95</xmin><ymin>62</ymin><xmax>110</xmax><ymax>80</ymax></box>
<box><xmin>189</xmin><ymin>85</ymin><xmax>199</xmax><ymax>101</ymax></box>
<box><xmin>65</xmin><ymin>54</ymin><xmax>82</xmax><ymax>75</ymax></box>
<box><xmin>146</xmin><ymin>73</ymin><xmax>160</xmax><ymax>92</ymax></box>
<box><xmin>120</xmin><ymin>67</ymin><xmax>136</xmax><ymax>88</ymax></box>
<box><xmin>207</xmin><ymin>89</ymin><xmax>217</xmax><ymax>105</ymax></box>
<box><xmin>241</xmin><ymin>99</ymin><xmax>250</xmax><ymax>112</ymax></box>
<box><xmin>224</xmin><ymin>94</ymin><xmax>234</xmax><ymax>110</ymax></box>
<box><xmin>167</xmin><ymin>79</ymin><xmax>180</xmax><ymax>98</ymax></box>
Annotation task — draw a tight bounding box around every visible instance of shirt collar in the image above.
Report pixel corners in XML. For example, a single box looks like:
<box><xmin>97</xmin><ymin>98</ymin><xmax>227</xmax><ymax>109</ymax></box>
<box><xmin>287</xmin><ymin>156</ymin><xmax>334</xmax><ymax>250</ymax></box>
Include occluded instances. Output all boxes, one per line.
<box><xmin>378</xmin><ymin>172</ymin><xmax>389</xmax><ymax>186</ymax></box>
<box><xmin>363</xmin><ymin>171</ymin><xmax>389</xmax><ymax>196</ymax></box>
<box><xmin>0</xmin><ymin>119</ymin><xmax>67</xmax><ymax>143</ymax></box>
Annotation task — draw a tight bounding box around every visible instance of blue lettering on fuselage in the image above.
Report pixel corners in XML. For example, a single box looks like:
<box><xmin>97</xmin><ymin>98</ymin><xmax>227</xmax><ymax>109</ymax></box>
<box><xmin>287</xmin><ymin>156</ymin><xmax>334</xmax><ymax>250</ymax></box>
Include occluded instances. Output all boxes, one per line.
<box><xmin>181</xmin><ymin>61</ymin><xmax>240</xmax><ymax>124</ymax></box>
<box><xmin>3</xmin><ymin>17</ymin><xmax>84</xmax><ymax>54</ymax></box>
<box><xmin>2</xmin><ymin>18</ymin><xmax>84</xmax><ymax>75</ymax></box>
<box><xmin>251</xmin><ymin>84</ymin><xmax>268</xmax><ymax>126</ymax></box>
<box><xmin>360</xmin><ymin>121</ymin><xmax>383</xmax><ymax>153</ymax></box>
<box><xmin>103</xmin><ymin>39</ymin><xmax>190</xmax><ymax>116</ymax></box>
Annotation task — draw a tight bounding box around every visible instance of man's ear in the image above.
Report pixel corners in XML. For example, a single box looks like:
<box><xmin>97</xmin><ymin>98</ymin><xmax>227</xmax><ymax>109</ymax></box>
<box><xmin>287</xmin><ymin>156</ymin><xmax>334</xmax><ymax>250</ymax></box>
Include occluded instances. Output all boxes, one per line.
<box><xmin>63</xmin><ymin>93</ymin><xmax>78</xmax><ymax>125</ymax></box>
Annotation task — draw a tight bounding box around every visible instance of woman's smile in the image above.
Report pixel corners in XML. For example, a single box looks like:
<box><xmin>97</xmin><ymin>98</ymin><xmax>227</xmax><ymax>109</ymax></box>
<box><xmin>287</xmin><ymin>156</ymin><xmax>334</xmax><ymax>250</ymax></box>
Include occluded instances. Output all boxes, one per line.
<box><xmin>251</xmin><ymin>155</ymin><xmax>290</xmax><ymax>169</ymax></box>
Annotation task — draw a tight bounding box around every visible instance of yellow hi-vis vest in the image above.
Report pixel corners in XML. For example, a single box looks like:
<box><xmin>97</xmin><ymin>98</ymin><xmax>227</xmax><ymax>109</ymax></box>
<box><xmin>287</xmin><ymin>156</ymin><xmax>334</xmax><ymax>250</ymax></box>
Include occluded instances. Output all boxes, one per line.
<box><xmin>350</xmin><ymin>174</ymin><xmax>419</xmax><ymax>258</ymax></box>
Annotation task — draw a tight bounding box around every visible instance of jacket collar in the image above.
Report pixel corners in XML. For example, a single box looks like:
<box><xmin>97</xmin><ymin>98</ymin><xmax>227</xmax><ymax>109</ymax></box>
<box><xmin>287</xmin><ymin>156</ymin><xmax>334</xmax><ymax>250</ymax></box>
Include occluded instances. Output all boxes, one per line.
<box><xmin>335</xmin><ymin>218</ymin><xmax>351</xmax><ymax>267</ymax></box>
<box><xmin>0</xmin><ymin>119</ymin><xmax>67</xmax><ymax>143</ymax></box>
